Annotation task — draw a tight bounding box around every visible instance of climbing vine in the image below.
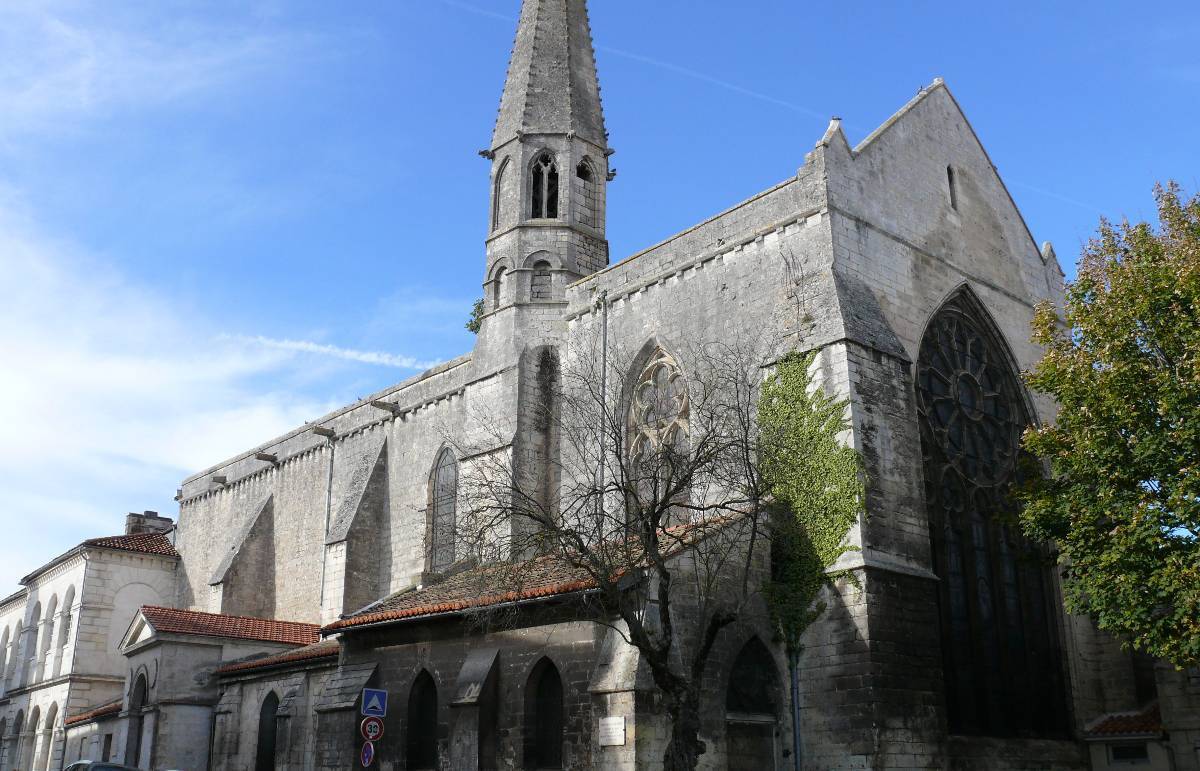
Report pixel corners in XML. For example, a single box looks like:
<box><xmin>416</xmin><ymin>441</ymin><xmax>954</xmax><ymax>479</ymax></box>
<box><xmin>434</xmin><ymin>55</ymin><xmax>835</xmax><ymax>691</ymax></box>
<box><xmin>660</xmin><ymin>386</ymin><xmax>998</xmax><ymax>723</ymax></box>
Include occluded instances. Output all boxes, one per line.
<box><xmin>759</xmin><ymin>351</ymin><xmax>865</xmax><ymax>655</ymax></box>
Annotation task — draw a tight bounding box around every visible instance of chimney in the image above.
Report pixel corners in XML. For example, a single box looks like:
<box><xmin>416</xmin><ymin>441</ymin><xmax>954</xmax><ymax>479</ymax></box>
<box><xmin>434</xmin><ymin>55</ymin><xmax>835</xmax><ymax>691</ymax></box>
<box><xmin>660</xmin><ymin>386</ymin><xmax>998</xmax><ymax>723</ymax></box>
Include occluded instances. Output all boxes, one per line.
<box><xmin>126</xmin><ymin>510</ymin><xmax>174</xmax><ymax>535</ymax></box>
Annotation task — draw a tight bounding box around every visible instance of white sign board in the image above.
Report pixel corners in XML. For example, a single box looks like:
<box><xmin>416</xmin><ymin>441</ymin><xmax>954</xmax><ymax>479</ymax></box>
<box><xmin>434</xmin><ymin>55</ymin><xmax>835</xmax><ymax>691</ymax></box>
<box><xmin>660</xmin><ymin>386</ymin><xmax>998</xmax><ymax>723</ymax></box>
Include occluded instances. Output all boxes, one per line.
<box><xmin>598</xmin><ymin>716</ymin><xmax>626</xmax><ymax>747</ymax></box>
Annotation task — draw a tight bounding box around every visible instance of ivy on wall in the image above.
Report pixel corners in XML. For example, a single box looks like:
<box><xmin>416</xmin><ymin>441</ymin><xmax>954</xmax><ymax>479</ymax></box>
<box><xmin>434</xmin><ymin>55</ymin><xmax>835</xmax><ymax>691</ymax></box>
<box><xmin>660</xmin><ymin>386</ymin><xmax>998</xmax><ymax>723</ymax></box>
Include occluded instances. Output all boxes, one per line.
<box><xmin>759</xmin><ymin>351</ymin><xmax>865</xmax><ymax>656</ymax></box>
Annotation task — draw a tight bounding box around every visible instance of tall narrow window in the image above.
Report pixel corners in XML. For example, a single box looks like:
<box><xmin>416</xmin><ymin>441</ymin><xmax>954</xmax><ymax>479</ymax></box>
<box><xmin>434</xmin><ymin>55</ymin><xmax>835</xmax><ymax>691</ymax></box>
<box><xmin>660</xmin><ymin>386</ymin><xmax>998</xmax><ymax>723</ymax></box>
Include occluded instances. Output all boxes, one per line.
<box><xmin>917</xmin><ymin>290</ymin><xmax>1067</xmax><ymax>737</ymax></box>
<box><xmin>492</xmin><ymin>267</ymin><xmax>507</xmax><ymax>311</ymax></box>
<box><xmin>407</xmin><ymin>671</ymin><xmax>438</xmax><ymax>770</ymax></box>
<box><xmin>525</xmin><ymin>659</ymin><xmax>563</xmax><ymax>769</ymax></box>
<box><xmin>492</xmin><ymin>158</ymin><xmax>509</xmax><ymax>231</ymax></box>
<box><xmin>947</xmin><ymin>165</ymin><xmax>958</xmax><ymax>210</ymax></box>
<box><xmin>36</xmin><ymin>703</ymin><xmax>57</xmax><ymax>771</ymax></box>
<box><xmin>12</xmin><ymin>711</ymin><xmax>23</xmax><ymax>770</ymax></box>
<box><xmin>256</xmin><ymin>692</ymin><xmax>280</xmax><ymax>771</ymax></box>
<box><xmin>0</xmin><ymin>627</ymin><xmax>8</xmax><ymax>692</ymax></box>
<box><xmin>628</xmin><ymin>348</ymin><xmax>690</xmax><ymax>521</ymax></box>
<box><xmin>430</xmin><ymin>449</ymin><xmax>458</xmax><ymax>572</ymax></box>
<box><xmin>531</xmin><ymin>153</ymin><xmax>559</xmax><ymax>219</ymax></box>
<box><xmin>574</xmin><ymin>160</ymin><xmax>596</xmax><ymax>228</ymax></box>
<box><xmin>530</xmin><ymin>261</ymin><xmax>552</xmax><ymax>301</ymax></box>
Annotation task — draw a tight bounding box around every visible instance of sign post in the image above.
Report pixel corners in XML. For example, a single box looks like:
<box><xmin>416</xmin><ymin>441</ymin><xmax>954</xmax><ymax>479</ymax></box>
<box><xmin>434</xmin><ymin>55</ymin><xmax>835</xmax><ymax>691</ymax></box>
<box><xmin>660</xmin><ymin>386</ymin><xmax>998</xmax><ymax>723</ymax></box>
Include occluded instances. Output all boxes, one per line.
<box><xmin>361</xmin><ymin>688</ymin><xmax>389</xmax><ymax>718</ymax></box>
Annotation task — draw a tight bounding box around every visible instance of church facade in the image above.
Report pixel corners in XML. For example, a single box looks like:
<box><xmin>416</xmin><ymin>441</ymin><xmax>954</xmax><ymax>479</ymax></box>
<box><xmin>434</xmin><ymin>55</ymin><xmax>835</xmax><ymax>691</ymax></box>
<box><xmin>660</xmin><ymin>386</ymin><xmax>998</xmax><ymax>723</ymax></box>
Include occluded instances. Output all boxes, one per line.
<box><xmin>11</xmin><ymin>0</ymin><xmax>1199</xmax><ymax>769</ymax></box>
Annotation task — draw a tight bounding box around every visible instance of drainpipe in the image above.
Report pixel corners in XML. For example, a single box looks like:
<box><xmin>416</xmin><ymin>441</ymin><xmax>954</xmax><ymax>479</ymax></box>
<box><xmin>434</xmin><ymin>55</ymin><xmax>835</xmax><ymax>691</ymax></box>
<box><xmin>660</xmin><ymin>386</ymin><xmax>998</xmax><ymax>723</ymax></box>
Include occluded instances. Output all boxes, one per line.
<box><xmin>790</xmin><ymin>649</ymin><xmax>803</xmax><ymax>770</ymax></box>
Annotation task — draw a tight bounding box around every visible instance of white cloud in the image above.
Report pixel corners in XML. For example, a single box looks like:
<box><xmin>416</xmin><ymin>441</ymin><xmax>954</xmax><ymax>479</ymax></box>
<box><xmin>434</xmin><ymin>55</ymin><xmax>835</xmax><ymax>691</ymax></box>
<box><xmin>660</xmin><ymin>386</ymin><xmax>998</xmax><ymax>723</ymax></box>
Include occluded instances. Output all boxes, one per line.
<box><xmin>229</xmin><ymin>335</ymin><xmax>440</xmax><ymax>371</ymax></box>
<box><xmin>0</xmin><ymin>2</ymin><xmax>317</xmax><ymax>146</ymax></box>
<box><xmin>0</xmin><ymin>196</ymin><xmax>431</xmax><ymax>590</ymax></box>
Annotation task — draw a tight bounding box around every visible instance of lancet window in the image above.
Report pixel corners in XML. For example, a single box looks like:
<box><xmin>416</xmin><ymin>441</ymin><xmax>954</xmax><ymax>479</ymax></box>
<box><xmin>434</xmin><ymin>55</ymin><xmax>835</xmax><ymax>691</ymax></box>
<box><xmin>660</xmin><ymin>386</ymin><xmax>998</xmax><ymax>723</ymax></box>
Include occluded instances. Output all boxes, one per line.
<box><xmin>531</xmin><ymin>153</ymin><xmax>559</xmax><ymax>219</ymax></box>
<box><xmin>628</xmin><ymin>349</ymin><xmax>689</xmax><ymax>475</ymax></box>
<box><xmin>916</xmin><ymin>291</ymin><xmax>1067</xmax><ymax>737</ymax></box>
<box><xmin>430</xmin><ymin>449</ymin><xmax>458</xmax><ymax>572</ymax></box>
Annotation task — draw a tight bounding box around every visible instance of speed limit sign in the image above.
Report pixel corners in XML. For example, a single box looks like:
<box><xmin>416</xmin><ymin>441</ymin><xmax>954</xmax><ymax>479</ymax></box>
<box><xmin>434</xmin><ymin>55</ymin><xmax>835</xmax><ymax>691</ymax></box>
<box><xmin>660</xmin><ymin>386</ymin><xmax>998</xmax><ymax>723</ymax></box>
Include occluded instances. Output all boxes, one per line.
<box><xmin>361</xmin><ymin>716</ymin><xmax>385</xmax><ymax>742</ymax></box>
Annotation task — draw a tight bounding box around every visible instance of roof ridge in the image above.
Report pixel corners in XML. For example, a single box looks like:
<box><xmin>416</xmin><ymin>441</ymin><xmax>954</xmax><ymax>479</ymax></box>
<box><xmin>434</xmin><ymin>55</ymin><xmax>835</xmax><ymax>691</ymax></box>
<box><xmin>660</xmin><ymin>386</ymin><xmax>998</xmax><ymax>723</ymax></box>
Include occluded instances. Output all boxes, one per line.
<box><xmin>141</xmin><ymin>605</ymin><xmax>318</xmax><ymax>627</ymax></box>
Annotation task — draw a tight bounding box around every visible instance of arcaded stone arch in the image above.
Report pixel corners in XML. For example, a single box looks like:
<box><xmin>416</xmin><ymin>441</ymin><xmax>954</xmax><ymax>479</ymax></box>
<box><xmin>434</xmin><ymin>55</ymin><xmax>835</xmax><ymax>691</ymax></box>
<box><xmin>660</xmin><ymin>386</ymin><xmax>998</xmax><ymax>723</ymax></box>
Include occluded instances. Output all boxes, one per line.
<box><xmin>725</xmin><ymin>637</ymin><xmax>781</xmax><ymax>771</ymax></box>
<box><xmin>126</xmin><ymin>672</ymin><xmax>149</xmax><ymax>766</ymax></box>
<box><xmin>35</xmin><ymin>702</ymin><xmax>57</xmax><ymax>771</ymax></box>
<box><xmin>916</xmin><ymin>286</ymin><xmax>1067</xmax><ymax>737</ymax></box>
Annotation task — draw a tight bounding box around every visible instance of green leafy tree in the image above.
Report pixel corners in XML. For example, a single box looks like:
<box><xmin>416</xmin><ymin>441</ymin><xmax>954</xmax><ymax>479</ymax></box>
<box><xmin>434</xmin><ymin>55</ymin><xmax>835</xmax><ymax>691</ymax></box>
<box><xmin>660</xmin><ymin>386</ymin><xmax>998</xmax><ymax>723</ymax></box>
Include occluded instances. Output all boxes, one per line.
<box><xmin>465</xmin><ymin>298</ymin><xmax>485</xmax><ymax>334</ymax></box>
<box><xmin>1020</xmin><ymin>183</ymin><xmax>1200</xmax><ymax>666</ymax></box>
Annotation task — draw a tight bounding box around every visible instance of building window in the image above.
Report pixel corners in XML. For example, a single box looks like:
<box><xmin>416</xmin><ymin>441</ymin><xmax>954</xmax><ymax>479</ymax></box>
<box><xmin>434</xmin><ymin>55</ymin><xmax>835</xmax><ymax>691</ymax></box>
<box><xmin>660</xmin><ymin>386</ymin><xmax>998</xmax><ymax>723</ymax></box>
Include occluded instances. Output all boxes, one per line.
<box><xmin>407</xmin><ymin>671</ymin><xmax>438</xmax><ymax>770</ymax></box>
<box><xmin>574</xmin><ymin>159</ymin><xmax>597</xmax><ymax>228</ymax></box>
<box><xmin>430</xmin><ymin>449</ymin><xmax>458</xmax><ymax>572</ymax></box>
<box><xmin>493</xmin><ymin>157</ymin><xmax>509</xmax><ymax>231</ymax></box>
<box><xmin>628</xmin><ymin>348</ymin><xmax>690</xmax><ymax>514</ymax></box>
<box><xmin>726</xmin><ymin>638</ymin><xmax>779</xmax><ymax>770</ymax></box>
<box><xmin>256</xmin><ymin>691</ymin><xmax>280</xmax><ymax>771</ymax></box>
<box><xmin>102</xmin><ymin>733</ymin><xmax>113</xmax><ymax>762</ymax></box>
<box><xmin>530</xmin><ymin>261</ymin><xmax>552</xmax><ymax>301</ymax></box>
<box><xmin>531</xmin><ymin>153</ymin><xmax>559</xmax><ymax>219</ymax></box>
<box><xmin>493</xmin><ymin>266</ymin><xmax>507</xmax><ymax>310</ymax></box>
<box><xmin>525</xmin><ymin>658</ymin><xmax>564</xmax><ymax>769</ymax></box>
<box><xmin>1110</xmin><ymin>743</ymin><xmax>1150</xmax><ymax>764</ymax></box>
<box><xmin>917</xmin><ymin>290</ymin><xmax>1067</xmax><ymax>737</ymax></box>
<box><xmin>947</xmin><ymin>165</ymin><xmax>958</xmax><ymax>210</ymax></box>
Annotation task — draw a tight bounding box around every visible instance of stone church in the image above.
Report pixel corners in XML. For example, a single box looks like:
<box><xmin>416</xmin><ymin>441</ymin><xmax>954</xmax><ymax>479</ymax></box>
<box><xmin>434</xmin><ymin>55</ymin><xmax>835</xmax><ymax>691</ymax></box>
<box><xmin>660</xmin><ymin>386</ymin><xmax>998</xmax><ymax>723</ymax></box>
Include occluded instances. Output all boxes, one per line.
<box><xmin>3</xmin><ymin>0</ymin><xmax>1197</xmax><ymax>769</ymax></box>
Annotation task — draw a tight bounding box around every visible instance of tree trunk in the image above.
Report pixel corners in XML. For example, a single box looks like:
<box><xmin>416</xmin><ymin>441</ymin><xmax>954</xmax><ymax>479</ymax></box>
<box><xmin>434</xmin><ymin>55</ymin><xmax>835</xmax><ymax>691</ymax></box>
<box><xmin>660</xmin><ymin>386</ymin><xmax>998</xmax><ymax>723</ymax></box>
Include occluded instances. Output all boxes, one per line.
<box><xmin>663</xmin><ymin>689</ymin><xmax>705</xmax><ymax>771</ymax></box>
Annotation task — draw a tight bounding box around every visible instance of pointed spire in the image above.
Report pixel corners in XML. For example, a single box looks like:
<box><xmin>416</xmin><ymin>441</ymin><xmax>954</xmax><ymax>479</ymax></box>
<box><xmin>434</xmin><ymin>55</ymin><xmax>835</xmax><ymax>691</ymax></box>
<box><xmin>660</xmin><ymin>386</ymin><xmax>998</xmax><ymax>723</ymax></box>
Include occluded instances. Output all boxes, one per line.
<box><xmin>492</xmin><ymin>0</ymin><xmax>607</xmax><ymax>150</ymax></box>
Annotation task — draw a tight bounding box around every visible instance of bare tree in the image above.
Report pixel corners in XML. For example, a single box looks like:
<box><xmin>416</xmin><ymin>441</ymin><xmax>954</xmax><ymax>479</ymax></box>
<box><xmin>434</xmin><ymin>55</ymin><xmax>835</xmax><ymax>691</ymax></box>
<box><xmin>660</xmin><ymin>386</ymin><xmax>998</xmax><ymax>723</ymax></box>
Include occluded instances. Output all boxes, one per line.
<box><xmin>451</xmin><ymin>333</ymin><xmax>779</xmax><ymax>771</ymax></box>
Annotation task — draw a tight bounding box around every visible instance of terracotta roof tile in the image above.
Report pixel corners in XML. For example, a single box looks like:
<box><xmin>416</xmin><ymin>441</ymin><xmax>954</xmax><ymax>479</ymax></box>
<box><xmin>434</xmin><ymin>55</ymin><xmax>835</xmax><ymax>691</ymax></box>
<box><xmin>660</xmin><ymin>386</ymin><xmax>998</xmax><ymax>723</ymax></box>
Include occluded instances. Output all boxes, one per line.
<box><xmin>84</xmin><ymin>532</ymin><xmax>179</xmax><ymax>558</ymax></box>
<box><xmin>216</xmin><ymin>639</ymin><xmax>341</xmax><ymax>675</ymax></box>
<box><xmin>324</xmin><ymin>555</ymin><xmax>596</xmax><ymax>632</ymax></box>
<box><xmin>1084</xmin><ymin>703</ymin><xmax>1162</xmax><ymax>738</ymax></box>
<box><xmin>324</xmin><ymin>516</ymin><xmax>741</xmax><ymax>633</ymax></box>
<box><xmin>64</xmin><ymin>699</ymin><xmax>123</xmax><ymax>727</ymax></box>
<box><xmin>140</xmin><ymin>606</ymin><xmax>320</xmax><ymax>646</ymax></box>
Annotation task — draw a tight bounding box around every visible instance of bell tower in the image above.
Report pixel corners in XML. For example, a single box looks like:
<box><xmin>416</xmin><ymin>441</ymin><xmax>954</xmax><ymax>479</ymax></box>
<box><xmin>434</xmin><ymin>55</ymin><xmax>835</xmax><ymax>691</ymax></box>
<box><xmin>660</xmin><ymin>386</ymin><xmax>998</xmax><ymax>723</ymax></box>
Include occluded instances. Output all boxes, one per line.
<box><xmin>483</xmin><ymin>0</ymin><xmax>611</xmax><ymax>314</ymax></box>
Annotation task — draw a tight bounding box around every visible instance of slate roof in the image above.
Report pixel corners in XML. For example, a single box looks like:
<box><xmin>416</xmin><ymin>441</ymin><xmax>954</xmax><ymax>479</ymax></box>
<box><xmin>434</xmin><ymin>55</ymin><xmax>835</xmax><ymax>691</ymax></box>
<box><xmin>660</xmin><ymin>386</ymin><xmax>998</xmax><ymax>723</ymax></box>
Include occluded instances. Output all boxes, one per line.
<box><xmin>139</xmin><ymin>606</ymin><xmax>320</xmax><ymax>646</ymax></box>
<box><xmin>1084</xmin><ymin>702</ymin><xmax>1163</xmax><ymax>739</ymax></box>
<box><xmin>64</xmin><ymin>699</ymin><xmax>123</xmax><ymax>727</ymax></box>
<box><xmin>324</xmin><ymin>554</ymin><xmax>596</xmax><ymax>632</ymax></box>
<box><xmin>216</xmin><ymin>639</ymin><xmax>341</xmax><ymax>676</ymax></box>
<box><xmin>84</xmin><ymin>532</ymin><xmax>179</xmax><ymax>558</ymax></box>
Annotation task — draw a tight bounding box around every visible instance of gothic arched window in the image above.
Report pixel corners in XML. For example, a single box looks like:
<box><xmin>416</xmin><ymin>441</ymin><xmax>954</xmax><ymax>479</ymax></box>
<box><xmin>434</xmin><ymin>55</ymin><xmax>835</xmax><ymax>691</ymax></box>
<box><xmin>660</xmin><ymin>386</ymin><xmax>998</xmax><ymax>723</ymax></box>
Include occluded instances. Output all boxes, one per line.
<box><xmin>493</xmin><ymin>266</ymin><xmax>507</xmax><ymax>310</ymax></box>
<box><xmin>530</xmin><ymin>261</ymin><xmax>552</xmax><ymax>301</ymax></box>
<box><xmin>531</xmin><ymin>153</ymin><xmax>559</xmax><ymax>219</ymax></box>
<box><xmin>256</xmin><ymin>691</ymin><xmax>280</xmax><ymax>771</ymax></box>
<box><xmin>525</xmin><ymin>658</ymin><xmax>563</xmax><ymax>769</ymax></box>
<box><xmin>493</xmin><ymin>157</ymin><xmax>510</xmax><ymax>231</ymax></box>
<box><xmin>407</xmin><ymin>671</ymin><xmax>438</xmax><ymax>770</ymax></box>
<box><xmin>574</xmin><ymin>159</ymin><xmax>597</xmax><ymax>228</ymax></box>
<box><xmin>430</xmin><ymin>449</ymin><xmax>458</xmax><ymax>573</ymax></box>
<box><xmin>916</xmin><ymin>290</ymin><xmax>1067</xmax><ymax>737</ymax></box>
<box><xmin>628</xmin><ymin>349</ymin><xmax>689</xmax><ymax>510</ymax></box>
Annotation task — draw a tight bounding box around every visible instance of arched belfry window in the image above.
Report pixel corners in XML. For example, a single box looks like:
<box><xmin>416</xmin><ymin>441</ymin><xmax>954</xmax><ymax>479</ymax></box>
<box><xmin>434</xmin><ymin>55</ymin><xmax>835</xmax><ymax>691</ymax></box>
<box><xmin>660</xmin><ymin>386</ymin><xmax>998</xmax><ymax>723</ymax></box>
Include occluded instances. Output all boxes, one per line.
<box><xmin>916</xmin><ymin>290</ymin><xmax>1067</xmax><ymax>737</ymax></box>
<box><xmin>430</xmin><ymin>449</ymin><xmax>458</xmax><ymax>573</ymax></box>
<box><xmin>574</xmin><ymin>159</ymin><xmax>597</xmax><ymax>228</ymax></box>
<box><xmin>407</xmin><ymin>671</ymin><xmax>438</xmax><ymax>770</ymax></box>
<box><xmin>493</xmin><ymin>157</ymin><xmax>510</xmax><ymax>232</ymax></box>
<box><xmin>256</xmin><ymin>691</ymin><xmax>280</xmax><ymax>771</ymax></box>
<box><xmin>493</xmin><ymin>266</ymin><xmax>508</xmax><ymax>310</ymax></box>
<box><xmin>524</xmin><ymin>658</ymin><xmax>563</xmax><ymax>769</ymax></box>
<box><xmin>531</xmin><ymin>153</ymin><xmax>559</xmax><ymax>219</ymax></box>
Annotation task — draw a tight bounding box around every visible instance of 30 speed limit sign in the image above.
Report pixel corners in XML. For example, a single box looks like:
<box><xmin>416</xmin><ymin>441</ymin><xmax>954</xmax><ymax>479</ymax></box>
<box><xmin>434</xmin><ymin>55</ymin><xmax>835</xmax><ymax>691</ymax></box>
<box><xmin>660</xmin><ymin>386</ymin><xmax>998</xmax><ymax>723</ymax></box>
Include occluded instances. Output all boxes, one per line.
<box><xmin>360</xmin><ymin>716</ymin><xmax>385</xmax><ymax>742</ymax></box>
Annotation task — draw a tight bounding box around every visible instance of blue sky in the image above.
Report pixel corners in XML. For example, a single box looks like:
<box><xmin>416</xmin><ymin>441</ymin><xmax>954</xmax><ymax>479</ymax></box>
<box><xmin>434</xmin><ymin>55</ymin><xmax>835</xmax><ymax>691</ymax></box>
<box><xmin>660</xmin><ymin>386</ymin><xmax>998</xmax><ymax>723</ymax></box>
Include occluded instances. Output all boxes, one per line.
<box><xmin>1</xmin><ymin>0</ymin><xmax>1197</xmax><ymax>590</ymax></box>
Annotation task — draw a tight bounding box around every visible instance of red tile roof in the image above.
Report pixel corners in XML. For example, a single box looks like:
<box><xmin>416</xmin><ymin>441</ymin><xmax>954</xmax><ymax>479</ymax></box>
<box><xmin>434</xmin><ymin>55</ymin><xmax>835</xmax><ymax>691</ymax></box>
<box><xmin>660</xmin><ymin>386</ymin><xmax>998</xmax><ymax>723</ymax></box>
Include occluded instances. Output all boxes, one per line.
<box><xmin>216</xmin><ymin>639</ymin><xmax>340</xmax><ymax>675</ymax></box>
<box><xmin>1084</xmin><ymin>703</ymin><xmax>1162</xmax><ymax>738</ymax></box>
<box><xmin>84</xmin><ymin>532</ymin><xmax>179</xmax><ymax>558</ymax></box>
<box><xmin>324</xmin><ymin>554</ymin><xmax>597</xmax><ymax>632</ymax></box>
<box><xmin>64</xmin><ymin>699</ymin><xmax>123</xmax><ymax>727</ymax></box>
<box><xmin>324</xmin><ymin>515</ymin><xmax>743</xmax><ymax>633</ymax></box>
<box><xmin>140</xmin><ymin>606</ymin><xmax>320</xmax><ymax>646</ymax></box>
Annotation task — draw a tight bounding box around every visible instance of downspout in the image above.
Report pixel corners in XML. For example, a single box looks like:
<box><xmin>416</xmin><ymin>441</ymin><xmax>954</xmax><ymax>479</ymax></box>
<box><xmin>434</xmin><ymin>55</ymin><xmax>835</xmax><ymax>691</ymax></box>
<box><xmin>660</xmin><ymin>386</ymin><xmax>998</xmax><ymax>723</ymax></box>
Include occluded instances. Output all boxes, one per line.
<box><xmin>597</xmin><ymin>290</ymin><xmax>609</xmax><ymax>520</ymax></box>
<box><xmin>790</xmin><ymin>649</ymin><xmax>803</xmax><ymax>770</ymax></box>
<box><xmin>316</xmin><ymin>434</ymin><xmax>337</xmax><ymax>617</ymax></box>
